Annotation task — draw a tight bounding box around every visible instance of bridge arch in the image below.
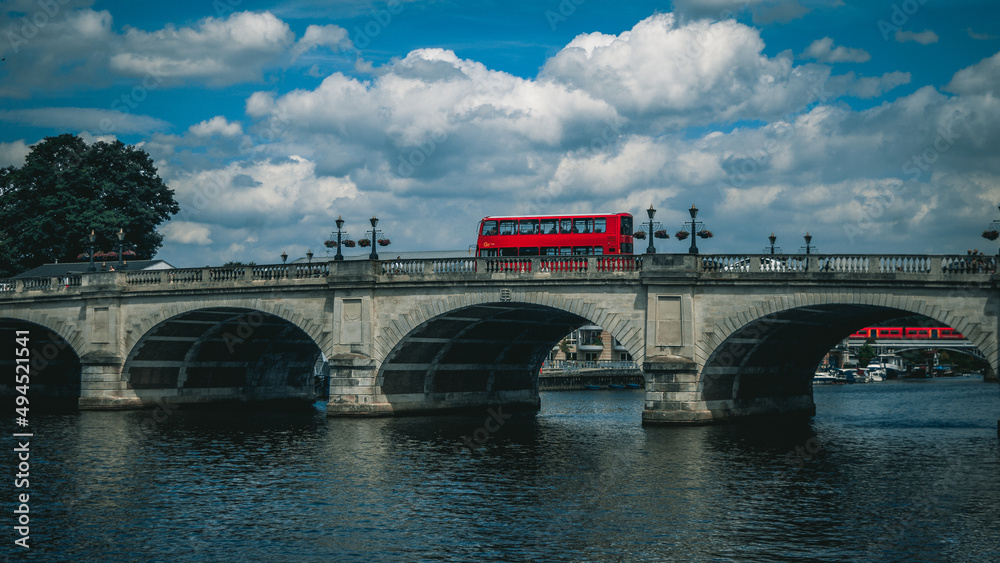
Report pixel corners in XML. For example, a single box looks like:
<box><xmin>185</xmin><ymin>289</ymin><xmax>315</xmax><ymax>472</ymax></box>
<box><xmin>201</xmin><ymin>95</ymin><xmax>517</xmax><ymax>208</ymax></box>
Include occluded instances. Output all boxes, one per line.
<box><xmin>373</xmin><ymin>290</ymin><xmax>645</xmax><ymax>414</ymax></box>
<box><xmin>373</xmin><ymin>290</ymin><xmax>645</xmax><ymax>366</ymax></box>
<box><xmin>0</xmin><ymin>316</ymin><xmax>82</xmax><ymax>408</ymax></box>
<box><xmin>122</xmin><ymin>297</ymin><xmax>331</xmax><ymax>362</ymax></box>
<box><xmin>699</xmin><ymin>291</ymin><xmax>997</xmax><ymax>407</ymax></box>
<box><xmin>122</xmin><ymin>306</ymin><xmax>324</xmax><ymax>406</ymax></box>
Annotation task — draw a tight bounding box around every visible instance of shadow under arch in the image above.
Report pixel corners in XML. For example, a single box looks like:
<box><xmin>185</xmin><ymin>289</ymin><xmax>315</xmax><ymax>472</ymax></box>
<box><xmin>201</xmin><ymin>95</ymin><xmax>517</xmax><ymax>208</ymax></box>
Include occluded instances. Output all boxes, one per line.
<box><xmin>701</xmin><ymin>304</ymin><xmax>993</xmax><ymax>405</ymax></box>
<box><xmin>123</xmin><ymin>307</ymin><xmax>323</xmax><ymax>407</ymax></box>
<box><xmin>0</xmin><ymin>318</ymin><xmax>81</xmax><ymax>410</ymax></box>
<box><xmin>376</xmin><ymin>302</ymin><xmax>611</xmax><ymax>414</ymax></box>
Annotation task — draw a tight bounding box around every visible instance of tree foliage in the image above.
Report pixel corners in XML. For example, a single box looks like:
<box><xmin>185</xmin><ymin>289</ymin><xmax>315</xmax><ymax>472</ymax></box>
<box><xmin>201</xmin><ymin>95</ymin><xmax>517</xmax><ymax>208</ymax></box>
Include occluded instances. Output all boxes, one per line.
<box><xmin>0</xmin><ymin>134</ymin><xmax>179</xmax><ymax>276</ymax></box>
<box><xmin>857</xmin><ymin>340</ymin><xmax>877</xmax><ymax>368</ymax></box>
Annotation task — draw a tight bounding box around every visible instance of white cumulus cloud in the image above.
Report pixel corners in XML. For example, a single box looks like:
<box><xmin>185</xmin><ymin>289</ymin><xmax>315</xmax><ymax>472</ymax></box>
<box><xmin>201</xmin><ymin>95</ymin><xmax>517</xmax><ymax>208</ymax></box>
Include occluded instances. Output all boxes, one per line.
<box><xmin>802</xmin><ymin>37</ymin><xmax>871</xmax><ymax>63</ymax></box>
<box><xmin>189</xmin><ymin>116</ymin><xmax>244</xmax><ymax>138</ymax></box>
<box><xmin>895</xmin><ymin>29</ymin><xmax>939</xmax><ymax>44</ymax></box>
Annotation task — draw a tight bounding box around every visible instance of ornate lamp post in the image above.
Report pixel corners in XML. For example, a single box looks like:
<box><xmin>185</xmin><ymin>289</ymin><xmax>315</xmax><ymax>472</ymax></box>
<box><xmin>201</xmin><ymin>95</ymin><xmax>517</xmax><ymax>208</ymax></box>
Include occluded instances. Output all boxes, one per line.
<box><xmin>334</xmin><ymin>216</ymin><xmax>346</xmax><ymax>261</ymax></box>
<box><xmin>688</xmin><ymin>205</ymin><xmax>701</xmax><ymax>255</ymax></box>
<box><xmin>802</xmin><ymin>232</ymin><xmax>814</xmax><ymax>255</ymax></box>
<box><xmin>88</xmin><ymin>230</ymin><xmax>96</xmax><ymax>272</ymax></box>
<box><xmin>306</xmin><ymin>249</ymin><xmax>313</xmax><ymax>264</ymax></box>
<box><xmin>767</xmin><ymin>233</ymin><xmax>778</xmax><ymax>255</ymax></box>
<box><xmin>982</xmin><ymin>204</ymin><xmax>1000</xmax><ymax>255</ymax></box>
<box><xmin>281</xmin><ymin>251</ymin><xmax>288</xmax><ymax>264</ymax></box>
<box><xmin>116</xmin><ymin>228</ymin><xmax>125</xmax><ymax>269</ymax></box>
<box><xmin>368</xmin><ymin>216</ymin><xmax>381</xmax><ymax>260</ymax></box>
<box><xmin>646</xmin><ymin>205</ymin><xmax>657</xmax><ymax>254</ymax></box>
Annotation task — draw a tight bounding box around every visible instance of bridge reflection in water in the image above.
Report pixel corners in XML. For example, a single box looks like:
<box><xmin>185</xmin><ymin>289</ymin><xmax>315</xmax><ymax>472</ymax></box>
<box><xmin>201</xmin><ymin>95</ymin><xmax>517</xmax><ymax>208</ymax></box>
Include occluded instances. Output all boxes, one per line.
<box><xmin>0</xmin><ymin>253</ymin><xmax>996</xmax><ymax>425</ymax></box>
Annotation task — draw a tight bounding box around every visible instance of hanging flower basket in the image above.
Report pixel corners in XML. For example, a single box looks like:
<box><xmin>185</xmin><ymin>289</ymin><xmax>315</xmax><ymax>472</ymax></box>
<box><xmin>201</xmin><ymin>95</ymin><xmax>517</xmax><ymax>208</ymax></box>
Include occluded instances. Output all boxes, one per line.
<box><xmin>378</xmin><ymin>238</ymin><xmax>391</xmax><ymax>247</ymax></box>
<box><xmin>674</xmin><ymin>231</ymin><xmax>689</xmax><ymax>241</ymax></box>
<box><xmin>983</xmin><ymin>230</ymin><xmax>999</xmax><ymax>241</ymax></box>
<box><xmin>632</xmin><ymin>230</ymin><xmax>646</xmax><ymax>239</ymax></box>
<box><xmin>77</xmin><ymin>253</ymin><xmax>89</xmax><ymax>260</ymax></box>
<box><xmin>122</xmin><ymin>250</ymin><xmax>136</xmax><ymax>258</ymax></box>
<box><xmin>341</xmin><ymin>239</ymin><xmax>356</xmax><ymax>248</ymax></box>
<box><xmin>697</xmin><ymin>230</ymin><xmax>713</xmax><ymax>239</ymax></box>
<box><xmin>324</xmin><ymin>239</ymin><xmax>337</xmax><ymax>248</ymax></box>
<box><xmin>358</xmin><ymin>238</ymin><xmax>372</xmax><ymax>247</ymax></box>
<box><xmin>653</xmin><ymin>230</ymin><xmax>669</xmax><ymax>239</ymax></box>
<box><xmin>94</xmin><ymin>251</ymin><xmax>118</xmax><ymax>261</ymax></box>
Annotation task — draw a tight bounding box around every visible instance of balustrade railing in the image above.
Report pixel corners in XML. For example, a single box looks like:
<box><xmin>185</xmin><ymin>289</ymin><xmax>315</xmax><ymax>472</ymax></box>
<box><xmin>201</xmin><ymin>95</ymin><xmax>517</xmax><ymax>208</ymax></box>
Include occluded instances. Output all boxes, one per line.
<box><xmin>539</xmin><ymin>257</ymin><xmax>586</xmax><ymax>272</ymax></box>
<box><xmin>485</xmin><ymin>258</ymin><xmax>532</xmax><ymax>273</ymax></box>
<box><xmin>818</xmin><ymin>255</ymin><xmax>868</xmax><ymax>273</ymax></box>
<box><xmin>596</xmin><ymin>255</ymin><xmax>642</xmax><ymax>272</ymax></box>
<box><xmin>939</xmin><ymin>254</ymin><xmax>996</xmax><ymax>274</ymax></box>
<box><xmin>433</xmin><ymin>259</ymin><xmax>476</xmax><ymax>274</ymax></box>
<box><xmin>0</xmin><ymin>254</ymin><xmax>994</xmax><ymax>296</ymax></box>
<box><xmin>251</xmin><ymin>265</ymin><xmax>288</xmax><ymax>280</ymax></box>
<box><xmin>126</xmin><ymin>270</ymin><xmax>162</xmax><ymax>285</ymax></box>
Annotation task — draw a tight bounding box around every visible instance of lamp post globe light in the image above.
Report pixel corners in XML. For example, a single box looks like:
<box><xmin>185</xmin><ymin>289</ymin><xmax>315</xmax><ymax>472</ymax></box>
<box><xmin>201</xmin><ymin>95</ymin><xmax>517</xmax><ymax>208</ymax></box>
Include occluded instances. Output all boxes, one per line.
<box><xmin>281</xmin><ymin>251</ymin><xmax>288</xmax><ymax>265</ymax></box>
<box><xmin>369</xmin><ymin>216</ymin><xmax>380</xmax><ymax>260</ymax></box>
<box><xmin>88</xmin><ymin>230</ymin><xmax>96</xmax><ymax>272</ymax></box>
<box><xmin>646</xmin><ymin>205</ymin><xmax>657</xmax><ymax>254</ymax></box>
<box><xmin>768</xmin><ymin>233</ymin><xmax>777</xmax><ymax>255</ymax></box>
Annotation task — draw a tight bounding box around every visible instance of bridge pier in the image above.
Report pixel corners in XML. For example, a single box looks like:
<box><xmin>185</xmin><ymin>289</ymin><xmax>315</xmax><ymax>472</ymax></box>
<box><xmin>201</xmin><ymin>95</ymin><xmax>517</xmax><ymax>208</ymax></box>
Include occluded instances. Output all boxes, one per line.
<box><xmin>78</xmin><ymin>355</ymin><xmax>142</xmax><ymax>410</ymax></box>
<box><xmin>642</xmin><ymin>355</ymin><xmax>815</xmax><ymax>425</ymax></box>
<box><xmin>325</xmin><ymin>353</ymin><xmax>393</xmax><ymax>416</ymax></box>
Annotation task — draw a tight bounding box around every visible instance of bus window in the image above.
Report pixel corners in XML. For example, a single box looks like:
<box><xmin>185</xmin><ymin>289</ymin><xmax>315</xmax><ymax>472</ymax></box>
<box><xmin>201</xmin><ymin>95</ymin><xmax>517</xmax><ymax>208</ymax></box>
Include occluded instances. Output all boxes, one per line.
<box><xmin>480</xmin><ymin>249</ymin><xmax>499</xmax><ymax>257</ymax></box>
<box><xmin>541</xmin><ymin>219</ymin><xmax>557</xmax><ymax>234</ymax></box>
<box><xmin>573</xmin><ymin>218</ymin><xmax>593</xmax><ymax>234</ymax></box>
<box><xmin>519</xmin><ymin>219</ymin><xmax>540</xmax><ymax>235</ymax></box>
<box><xmin>541</xmin><ymin>247</ymin><xmax>558</xmax><ymax>255</ymax></box>
<box><xmin>560</xmin><ymin>219</ymin><xmax>573</xmax><ymax>233</ymax></box>
<box><xmin>594</xmin><ymin>218</ymin><xmax>606</xmax><ymax>233</ymax></box>
<box><xmin>559</xmin><ymin>247</ymin><xmax>572</xmax><ymax>256</ymax></box>
<box><xmin>519</xmin><ymin>247</ymin><xmax>539</xmax><ymax>256</ymax></box>
<box><xmin>572</xmin><ymin>246</ymin><xmax>592</xmax><ymax>255</ymax></box>
<box><xmin>593</xmin><ymin>246</ymin><xmax>603</xmax><ymax>255</ymax></box>
<box><xmin>500</xmin><ymin>248</ymin><xmax>518</xmax><ymax>257</ymax></box>
<box><xmin>499</xmin><ymin>220</ymin><xmax>516</xmax><ymax>235</ymax></box>
<box><xmin>481</xmin><ymin>220</ymin><xmax>497</xmax><ymax>236</ymax></box>
<box><xmin>620</xmin><ymin>216</ymin><xmax>633</xmax><ymax>235</ymax></box>
<box><xmin>621</xmin><ymin>243</ymin><xmax>633</xmax><ymax>254</ymax></box>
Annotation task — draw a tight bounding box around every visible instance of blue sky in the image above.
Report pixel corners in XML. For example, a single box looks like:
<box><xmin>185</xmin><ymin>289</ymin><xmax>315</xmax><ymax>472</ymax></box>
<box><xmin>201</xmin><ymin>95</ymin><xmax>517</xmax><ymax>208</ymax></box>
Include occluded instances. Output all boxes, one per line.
<box><xmin>2</xmin><ymin>0</ymin><xmax>999</xmax><ymax>266</ymax></box>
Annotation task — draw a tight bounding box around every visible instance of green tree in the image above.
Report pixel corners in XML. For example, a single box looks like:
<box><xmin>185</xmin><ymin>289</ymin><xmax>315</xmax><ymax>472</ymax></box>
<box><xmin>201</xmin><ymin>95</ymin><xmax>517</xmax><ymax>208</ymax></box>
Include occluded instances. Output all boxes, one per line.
<box><xmin>0</xmin><ymin>134</ymin><xmax>179</xmax><ymax>276</ymax></box>
<box><xmin>857</xmin><ymin>339</ymin><xmax>877</xmax><ymax>369</ymax></box>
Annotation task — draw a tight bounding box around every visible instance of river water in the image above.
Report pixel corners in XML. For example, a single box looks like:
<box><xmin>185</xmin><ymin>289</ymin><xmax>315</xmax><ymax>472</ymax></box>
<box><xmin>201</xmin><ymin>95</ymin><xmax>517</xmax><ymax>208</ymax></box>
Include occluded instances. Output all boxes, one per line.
<box><xmin>7</xmin><ymin>377</ymin><xmax>1000</xmax><ymax>562</ymax></box>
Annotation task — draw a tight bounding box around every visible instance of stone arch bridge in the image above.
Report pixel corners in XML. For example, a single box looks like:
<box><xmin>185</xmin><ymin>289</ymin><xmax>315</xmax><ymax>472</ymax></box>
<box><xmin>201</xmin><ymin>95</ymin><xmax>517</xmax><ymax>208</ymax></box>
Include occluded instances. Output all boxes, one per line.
<box><xmin>0</xmin><ymin>253</ymin><xmax>996</xmax><ymax>424</ymax></box>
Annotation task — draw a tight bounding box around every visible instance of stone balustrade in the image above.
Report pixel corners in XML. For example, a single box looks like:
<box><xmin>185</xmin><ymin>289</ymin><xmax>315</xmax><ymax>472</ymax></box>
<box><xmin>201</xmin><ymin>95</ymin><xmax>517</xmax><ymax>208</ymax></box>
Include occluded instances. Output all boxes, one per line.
<box><xmin>0</xmin><ymin>253</ymin><xmax>994</xmax><ymax>297</ymax></box>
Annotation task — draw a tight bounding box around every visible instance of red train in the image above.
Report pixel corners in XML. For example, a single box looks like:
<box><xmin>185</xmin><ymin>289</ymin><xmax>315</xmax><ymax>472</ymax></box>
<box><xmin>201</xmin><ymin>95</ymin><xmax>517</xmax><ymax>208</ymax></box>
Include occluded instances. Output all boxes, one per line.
<box><xmin>848</xmin><ymin>327</ymin><xmax>964</xmax><ymax>340</ymax></box>
<box><xmin>476</xmin><ymin>213</ymin><xmax>634</xmax><ymax>257</ymax></box>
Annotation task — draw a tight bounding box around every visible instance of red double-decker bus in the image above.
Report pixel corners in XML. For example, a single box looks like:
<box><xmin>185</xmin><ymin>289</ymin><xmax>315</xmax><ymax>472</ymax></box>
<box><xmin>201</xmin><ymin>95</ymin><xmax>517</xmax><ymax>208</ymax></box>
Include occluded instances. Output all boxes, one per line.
<box><xmin>476</xmin><ymin>213</ymin><xmax>634</xmax><ymax>257</ymax></box>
